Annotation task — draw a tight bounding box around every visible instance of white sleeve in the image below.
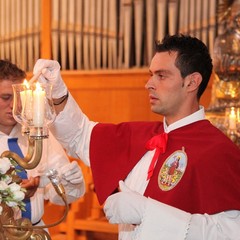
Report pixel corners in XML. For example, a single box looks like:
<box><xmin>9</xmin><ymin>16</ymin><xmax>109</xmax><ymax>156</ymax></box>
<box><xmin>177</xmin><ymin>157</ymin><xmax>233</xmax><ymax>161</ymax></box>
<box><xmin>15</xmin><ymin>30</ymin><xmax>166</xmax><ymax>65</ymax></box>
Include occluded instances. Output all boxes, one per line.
<box><xmin>137</xmin><ymin>197</ymin><xmax>191</xmax><ymax>240</ymax></box>
<box><xmin>137</xmin><ymin>197</ymin><xmax>240</xmax><ymax>240</ymax></box>
<box><xmin>50</xmin><ymin>93</ymin><xmax>97</xmax><ymax>166</ymax></box>
<box><xmin>187</xmin><ymin>210</ymin><xmax>240</xmax><ymax>240</ymax></box>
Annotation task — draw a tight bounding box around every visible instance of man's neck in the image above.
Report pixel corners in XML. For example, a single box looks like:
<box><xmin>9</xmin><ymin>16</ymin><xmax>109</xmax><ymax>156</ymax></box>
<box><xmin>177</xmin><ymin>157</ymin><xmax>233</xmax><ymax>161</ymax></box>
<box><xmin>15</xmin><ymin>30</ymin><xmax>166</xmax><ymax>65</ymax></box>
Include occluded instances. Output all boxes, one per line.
<box><xmin>0</xmin><ymin>125</ymin><xmax>15</xmax><ymax>136</ymax></box>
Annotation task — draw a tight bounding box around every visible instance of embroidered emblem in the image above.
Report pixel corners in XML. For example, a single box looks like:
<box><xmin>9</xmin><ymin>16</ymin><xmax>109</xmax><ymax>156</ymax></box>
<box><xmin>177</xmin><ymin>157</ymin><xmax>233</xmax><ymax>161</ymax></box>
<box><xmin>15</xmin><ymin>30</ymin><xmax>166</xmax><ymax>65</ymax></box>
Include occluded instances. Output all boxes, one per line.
<box><xmin>158</xmin><ymin>147</ymin><xmax>187</xmax><ymax>191</ymax></box>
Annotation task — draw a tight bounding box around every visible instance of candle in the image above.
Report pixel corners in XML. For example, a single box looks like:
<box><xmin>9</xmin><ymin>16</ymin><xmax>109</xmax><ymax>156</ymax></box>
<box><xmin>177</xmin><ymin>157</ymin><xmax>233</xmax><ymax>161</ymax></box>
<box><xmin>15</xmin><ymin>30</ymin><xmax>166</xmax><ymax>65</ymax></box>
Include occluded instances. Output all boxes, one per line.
<box><xmin>20</xmin><ymin>80</ymin><xmax>33</xmax><ymax>120</ymax></box>
<box><xmin>33</xmin><ymin>82</ymin><xmax>46</xmax><ymax>127</ymax></box>
<box><xmin>229</xmin><ymin>107</ymin><xmax>236</xmax><ymax>130</ymax></box>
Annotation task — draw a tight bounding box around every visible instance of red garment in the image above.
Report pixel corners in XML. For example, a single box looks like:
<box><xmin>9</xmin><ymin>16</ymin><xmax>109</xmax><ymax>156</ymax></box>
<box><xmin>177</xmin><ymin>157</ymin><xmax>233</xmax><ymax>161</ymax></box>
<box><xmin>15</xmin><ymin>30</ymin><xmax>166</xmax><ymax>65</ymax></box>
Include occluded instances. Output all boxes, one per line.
<box><xmin>90</xmin><ymin>120</ymin><xmax>240</xmax><ymax>214</ymax></box>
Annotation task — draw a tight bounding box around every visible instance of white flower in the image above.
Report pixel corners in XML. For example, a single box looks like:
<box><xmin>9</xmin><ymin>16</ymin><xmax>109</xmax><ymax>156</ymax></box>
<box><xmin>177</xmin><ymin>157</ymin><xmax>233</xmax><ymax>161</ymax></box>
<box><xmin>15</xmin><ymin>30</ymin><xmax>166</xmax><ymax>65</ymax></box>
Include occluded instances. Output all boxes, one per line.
<box><xmin>2</xmin><ymin>174</ymin><xmax>12</xmax><ymax>184</ymax></box>
<box><xmin>0</xmin><ymin>180</ymin><xmax>9</xmax><ymax>190</ymax></box>
<box><xmin>0</xmin><ymin>157</ymin><xmax>11</xmax><ymax>174</ymax></box>
<box><xmin>9</xmin><ymin>182</ymin><xmax>21</xmax><ymax>192</ymax></box>
<box><xmin>6</xmin><ymin>201</ymin><xmax>18</xmax><ymax>208</ymax></box>
<box><xmin>0</xmin><ymin>157</ymin><xmax>26</xmax><ymax>214</ymax></box>
<box><xmin>12</xmin><ymin>190</ymin><xmax>25</xmax><ymax>201</ymax></box>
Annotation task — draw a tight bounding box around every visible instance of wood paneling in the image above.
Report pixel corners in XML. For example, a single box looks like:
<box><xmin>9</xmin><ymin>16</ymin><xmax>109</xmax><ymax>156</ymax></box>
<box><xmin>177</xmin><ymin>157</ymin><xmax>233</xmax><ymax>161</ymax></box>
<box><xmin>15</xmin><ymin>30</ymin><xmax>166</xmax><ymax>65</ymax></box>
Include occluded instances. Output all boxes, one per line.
<box><xmin>41</xmin><ymin>0</ymin><xmax>52</xmax><ymax>59</ymax></box>
<box><xmin>60</xmin><ymin>69</ymin><xmax>213</xmax><ymax>123</ymax></box>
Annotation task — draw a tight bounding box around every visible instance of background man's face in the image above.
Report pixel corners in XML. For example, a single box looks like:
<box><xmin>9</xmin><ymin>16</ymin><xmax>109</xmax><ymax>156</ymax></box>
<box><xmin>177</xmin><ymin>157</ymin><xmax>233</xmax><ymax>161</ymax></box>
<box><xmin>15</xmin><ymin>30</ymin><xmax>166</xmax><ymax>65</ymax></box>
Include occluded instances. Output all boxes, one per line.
<box><xmin>0</xmin><ymin>80</ymin><xmax>21</xmax><ymax>132</ymax></box>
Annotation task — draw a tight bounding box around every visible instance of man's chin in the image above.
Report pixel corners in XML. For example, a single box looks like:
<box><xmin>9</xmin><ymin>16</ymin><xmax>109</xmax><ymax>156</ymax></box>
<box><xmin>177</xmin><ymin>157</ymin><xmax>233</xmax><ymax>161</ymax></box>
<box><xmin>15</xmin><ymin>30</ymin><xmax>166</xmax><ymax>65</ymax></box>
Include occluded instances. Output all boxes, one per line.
<box><xmin>7</xmin><ymin>118</ymin><xmax>17</xmax><ymax>126</ymax></box>
<box><xmin>151</xmin><ymin>107</ymin><xmax>163</xmax><ymax>116</ymax></box>
<box><xmin>151</xmin><ymin>106</ymin><xmax>158</xmax><ymax>113</ymax></box>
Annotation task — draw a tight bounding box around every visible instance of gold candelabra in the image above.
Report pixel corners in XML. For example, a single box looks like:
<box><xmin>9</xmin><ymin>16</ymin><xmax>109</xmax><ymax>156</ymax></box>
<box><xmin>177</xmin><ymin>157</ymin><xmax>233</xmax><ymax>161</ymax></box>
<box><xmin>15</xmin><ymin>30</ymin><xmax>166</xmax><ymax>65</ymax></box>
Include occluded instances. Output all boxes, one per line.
<box><xmin>0</xmin><ymin>81</ymin><xmax>68</xmax><ymax>239</ymax></box>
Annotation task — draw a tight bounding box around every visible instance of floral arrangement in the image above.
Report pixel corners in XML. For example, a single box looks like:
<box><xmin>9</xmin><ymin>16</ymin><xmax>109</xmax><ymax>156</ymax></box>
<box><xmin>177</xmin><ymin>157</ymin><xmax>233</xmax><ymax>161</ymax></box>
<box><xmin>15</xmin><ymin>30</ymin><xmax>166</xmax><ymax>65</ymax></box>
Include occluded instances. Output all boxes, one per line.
<box><xmin>0</xmin><ymin>156</ymin><xmax>26</xmax><ymax>215</ymax></box>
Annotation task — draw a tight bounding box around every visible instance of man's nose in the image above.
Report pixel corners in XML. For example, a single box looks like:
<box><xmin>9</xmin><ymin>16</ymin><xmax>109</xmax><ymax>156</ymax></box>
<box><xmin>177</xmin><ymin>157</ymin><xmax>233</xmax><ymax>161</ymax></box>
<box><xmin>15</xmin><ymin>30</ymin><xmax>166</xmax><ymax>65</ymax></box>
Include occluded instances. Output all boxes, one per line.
<box><xmin>9</xmin><ymin>99</ymin><xmax>14</xmax><ymax>109</ymax></box>
<box><xmin>145</xmin><ymin>77</ymin><xmax>154</xmax><ymax>90</ymax></box>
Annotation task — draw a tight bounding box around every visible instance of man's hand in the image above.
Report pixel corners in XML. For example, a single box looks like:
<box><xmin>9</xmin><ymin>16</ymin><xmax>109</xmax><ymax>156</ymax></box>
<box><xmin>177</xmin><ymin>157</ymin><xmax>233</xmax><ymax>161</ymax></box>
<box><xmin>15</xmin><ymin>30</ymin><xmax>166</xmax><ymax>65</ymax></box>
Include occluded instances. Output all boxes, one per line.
<box><xmin>21</xmin><ymin>176</ymin><xmax>40</xmax><ymax>199</ymax></box>
<box><xmin>59</xmin><ymin>161</ymin><xmax>84</xmax><ymax>186</ymax></box>
<box><xmin>103</xmin><ymin>181</ymin><xmax>147</xmax><ymax>225</ymax></box>
<box><xmin>33</xmin><ymin>59</ymin><xmax>67</xmax><ymax>98</ymax></box>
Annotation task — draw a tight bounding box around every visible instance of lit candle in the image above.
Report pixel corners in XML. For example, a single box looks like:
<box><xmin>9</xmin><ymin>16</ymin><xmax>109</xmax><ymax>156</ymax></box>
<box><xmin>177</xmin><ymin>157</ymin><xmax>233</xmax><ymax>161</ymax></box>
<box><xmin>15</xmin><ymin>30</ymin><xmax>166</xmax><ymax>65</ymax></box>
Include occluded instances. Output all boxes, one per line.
<box><xmin>229</xmin><ymin>107</ymin><xmax>236</xmax><ymax>130</ymax></box>
<box><xmin>33</xmin><ymin>82</ymin><xmax>46</xmax><ymax>127</ymax></box>
<box><xmin>20</xmin><ymin>80</ymin><xmax>33</xmax><ymax>120</ymax></box>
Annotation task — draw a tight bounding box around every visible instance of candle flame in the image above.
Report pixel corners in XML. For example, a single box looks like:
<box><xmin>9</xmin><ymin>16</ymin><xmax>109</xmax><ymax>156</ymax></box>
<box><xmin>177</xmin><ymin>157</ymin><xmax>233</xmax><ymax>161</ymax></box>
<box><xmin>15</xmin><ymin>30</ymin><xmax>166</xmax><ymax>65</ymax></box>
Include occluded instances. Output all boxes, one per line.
<box><xmin>23</xmin><ymin>79</ymin><xmax>30</xmax><ymax>88</ymax></box>
<box><xmin>35</xmin><ymin>82</ymin><xmax>42</xmax><ymax>91</ymax></box>
<box><xmin>230</xmin><ymin>107</ymin><xmax>236</xmax><ymax>118</ymax></box>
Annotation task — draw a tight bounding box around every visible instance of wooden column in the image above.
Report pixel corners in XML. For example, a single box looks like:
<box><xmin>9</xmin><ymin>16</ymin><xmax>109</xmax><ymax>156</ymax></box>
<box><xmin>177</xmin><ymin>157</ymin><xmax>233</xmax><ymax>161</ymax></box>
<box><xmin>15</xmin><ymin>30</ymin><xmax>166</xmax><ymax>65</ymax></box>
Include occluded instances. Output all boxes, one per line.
<box><xmin>41</xmin><ymin>0</ymin><xmax>52</xmax><ymax>59</ymax></box>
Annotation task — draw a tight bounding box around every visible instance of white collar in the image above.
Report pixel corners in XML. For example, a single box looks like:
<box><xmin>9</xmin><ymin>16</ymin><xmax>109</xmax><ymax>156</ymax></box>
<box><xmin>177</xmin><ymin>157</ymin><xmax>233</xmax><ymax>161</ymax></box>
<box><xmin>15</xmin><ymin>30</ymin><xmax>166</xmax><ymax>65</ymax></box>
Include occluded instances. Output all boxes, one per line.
<box><xmin>0</xmin><ymin>124</ymin><xmax>21</xmax><ymax>138</ymax></box>
<box><xmin>163</xmin><ymin>106</ymin><xmax>205</xmax><ymax>133</ymax></box>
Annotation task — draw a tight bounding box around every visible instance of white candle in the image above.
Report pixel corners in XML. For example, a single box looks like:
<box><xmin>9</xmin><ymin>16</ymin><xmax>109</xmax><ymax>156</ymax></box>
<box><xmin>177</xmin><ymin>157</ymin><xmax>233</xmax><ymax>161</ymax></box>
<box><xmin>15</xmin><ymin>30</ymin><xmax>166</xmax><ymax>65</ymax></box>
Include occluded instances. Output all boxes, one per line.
<box><xmin>229</xmin><ymin>107</ymin><xmax>236</xmax><ymax>130</ymax></box>
<box><xmin>20</xmin><ymin>80</ymin><xmax>33</xmax><ymax>120</ymax></box>
<box><xmin>20</xmin><ymin>90</ymin><xmax>26</xmax><ymax>108</ymax></box>
<box><xmin>33</xmin><ymin>82</ymin><xmax>45</xmax><ymax>127</ymax></box>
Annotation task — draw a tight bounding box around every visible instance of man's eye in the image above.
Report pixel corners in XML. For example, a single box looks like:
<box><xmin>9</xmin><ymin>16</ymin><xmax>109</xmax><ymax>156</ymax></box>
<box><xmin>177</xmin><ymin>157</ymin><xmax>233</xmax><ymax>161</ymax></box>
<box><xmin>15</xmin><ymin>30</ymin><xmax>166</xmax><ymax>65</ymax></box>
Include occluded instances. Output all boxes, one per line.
<box><xmin>158</xmin><ymin>74</ymin><xmax>165</xmax><ymax>79</ymax></box>
<box><xmin>1</xmin><ymin>95</ymin><xmax>12</xmax><ymax>101</ymax></box>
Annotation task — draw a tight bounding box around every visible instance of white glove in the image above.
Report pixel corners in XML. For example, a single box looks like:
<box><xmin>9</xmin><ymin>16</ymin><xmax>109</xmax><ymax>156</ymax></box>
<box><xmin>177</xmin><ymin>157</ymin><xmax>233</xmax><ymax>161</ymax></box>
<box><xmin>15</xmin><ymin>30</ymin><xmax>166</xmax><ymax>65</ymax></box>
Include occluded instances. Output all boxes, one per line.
<box><xmin>59</xmin><ymin>161</ymin><xmax>83</xmax><ymax>186</ymax></box>
<box><xmin>33</xmin><ymin>59</ymin><xmax>67</xmax><ymax>98</ymax></box>
<box><xmin>103</xmin><ymin>180</ymin><xmax>147</xmax><ymax>225</ymax></box>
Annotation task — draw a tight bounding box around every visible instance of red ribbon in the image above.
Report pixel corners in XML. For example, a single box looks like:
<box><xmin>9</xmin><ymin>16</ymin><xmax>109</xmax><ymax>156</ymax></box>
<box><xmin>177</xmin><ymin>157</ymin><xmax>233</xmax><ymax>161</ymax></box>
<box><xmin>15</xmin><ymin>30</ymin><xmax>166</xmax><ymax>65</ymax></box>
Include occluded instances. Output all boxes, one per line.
<box><xmin>145</xmin><ymin>132</ymin><xmax>168</xmax><ymax>180</ymax></box>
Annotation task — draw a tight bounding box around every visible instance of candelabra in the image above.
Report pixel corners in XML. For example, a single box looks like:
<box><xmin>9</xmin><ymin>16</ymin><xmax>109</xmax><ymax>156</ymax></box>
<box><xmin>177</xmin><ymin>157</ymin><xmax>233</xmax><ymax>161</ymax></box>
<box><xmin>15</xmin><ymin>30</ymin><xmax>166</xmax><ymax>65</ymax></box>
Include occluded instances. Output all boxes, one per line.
<box><xmin>0</xmin><ymin>80</ymin><xmax>68</xmax><ymax>239</ymax></box>
<box><xmin>206</xmin><ymin>0</ymin><xmax>240</xmax><ymax>146</ymax></box>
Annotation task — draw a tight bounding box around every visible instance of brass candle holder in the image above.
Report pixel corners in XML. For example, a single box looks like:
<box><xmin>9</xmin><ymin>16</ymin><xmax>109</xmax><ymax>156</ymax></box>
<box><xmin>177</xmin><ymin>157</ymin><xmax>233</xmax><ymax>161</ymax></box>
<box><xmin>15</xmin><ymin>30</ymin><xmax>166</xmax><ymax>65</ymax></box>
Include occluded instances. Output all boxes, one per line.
<box><xmin>0</xmin><ymin>81</ymin><xmax>68</xmax><ymax>239</ymax></box>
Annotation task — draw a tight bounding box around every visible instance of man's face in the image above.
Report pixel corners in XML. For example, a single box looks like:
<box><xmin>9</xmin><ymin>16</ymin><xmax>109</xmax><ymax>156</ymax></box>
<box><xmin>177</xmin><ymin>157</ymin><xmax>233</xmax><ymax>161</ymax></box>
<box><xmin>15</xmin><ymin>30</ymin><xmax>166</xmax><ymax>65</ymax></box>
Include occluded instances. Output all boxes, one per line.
<box><xmin>0</xmin><ymin>80</ymin><xmax>22</xmax><ymax>133</ymax></box>
<box><xmin>145</xmin><ymin>51</ymin><xmax>190</xmax><ymax>124</ymax></box>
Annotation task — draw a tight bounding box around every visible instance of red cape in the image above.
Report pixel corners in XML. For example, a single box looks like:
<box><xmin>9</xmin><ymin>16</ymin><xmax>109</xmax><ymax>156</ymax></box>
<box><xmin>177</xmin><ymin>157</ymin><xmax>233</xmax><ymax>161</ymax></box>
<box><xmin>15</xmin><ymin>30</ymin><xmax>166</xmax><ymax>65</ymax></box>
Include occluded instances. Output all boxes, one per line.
<box><xmin>90</xmin><ymin>120</ymin><xmax>240</xmax><ymax>214</ymax></box>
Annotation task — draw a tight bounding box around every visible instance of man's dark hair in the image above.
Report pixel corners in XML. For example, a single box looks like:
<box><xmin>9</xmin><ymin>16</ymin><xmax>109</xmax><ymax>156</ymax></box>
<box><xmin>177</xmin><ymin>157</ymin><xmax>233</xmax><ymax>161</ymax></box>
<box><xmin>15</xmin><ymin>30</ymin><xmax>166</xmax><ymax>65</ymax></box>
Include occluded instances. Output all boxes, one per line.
<box><xmin>0</xmin><ymin>59</ymin><xmax>26</xmax><ymax>82</ymax></box>
<box><xmin>155</xmin><ymin>34</ymin><xmax>213</xmax><ymax>99</ymax></box>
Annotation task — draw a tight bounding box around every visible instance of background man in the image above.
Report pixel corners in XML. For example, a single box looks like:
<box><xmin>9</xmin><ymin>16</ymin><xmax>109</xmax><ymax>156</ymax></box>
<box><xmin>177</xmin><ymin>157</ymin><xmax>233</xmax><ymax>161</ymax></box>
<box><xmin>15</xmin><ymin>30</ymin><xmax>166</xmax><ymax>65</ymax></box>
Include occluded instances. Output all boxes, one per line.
<box><xmin>0</xmin><ymin>59</ymin><xmax>85</xmax><ymax>229</ymax></box>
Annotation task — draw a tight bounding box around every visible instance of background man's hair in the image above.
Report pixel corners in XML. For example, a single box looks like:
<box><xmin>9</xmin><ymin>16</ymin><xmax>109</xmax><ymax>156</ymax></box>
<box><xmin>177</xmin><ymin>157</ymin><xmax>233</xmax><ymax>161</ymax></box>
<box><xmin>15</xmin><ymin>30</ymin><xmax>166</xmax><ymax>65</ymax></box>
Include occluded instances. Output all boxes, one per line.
<box><xmin>0</xmin><ymin>59</ymin><xmax>26</xmax><ymax>82</ymax></box>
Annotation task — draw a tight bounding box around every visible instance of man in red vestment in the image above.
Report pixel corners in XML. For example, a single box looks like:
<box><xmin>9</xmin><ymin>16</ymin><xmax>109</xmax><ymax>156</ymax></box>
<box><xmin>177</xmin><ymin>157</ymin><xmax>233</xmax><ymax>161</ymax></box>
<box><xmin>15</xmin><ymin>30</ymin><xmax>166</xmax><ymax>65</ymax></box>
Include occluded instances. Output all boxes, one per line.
<box><xmin>33</xmin><ymin>34</ymin><xmax>240</xmax><ymax>239</ymax></box>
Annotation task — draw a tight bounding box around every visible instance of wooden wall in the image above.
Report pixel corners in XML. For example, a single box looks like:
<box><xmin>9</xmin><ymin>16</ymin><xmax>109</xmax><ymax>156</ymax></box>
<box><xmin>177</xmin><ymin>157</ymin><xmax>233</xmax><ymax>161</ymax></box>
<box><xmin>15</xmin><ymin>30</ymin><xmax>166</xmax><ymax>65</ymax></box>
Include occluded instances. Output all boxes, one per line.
<box><xmin>60</xmin><ymin>69</ymin><xmax>213</xmax><ymax>123</ymax></box>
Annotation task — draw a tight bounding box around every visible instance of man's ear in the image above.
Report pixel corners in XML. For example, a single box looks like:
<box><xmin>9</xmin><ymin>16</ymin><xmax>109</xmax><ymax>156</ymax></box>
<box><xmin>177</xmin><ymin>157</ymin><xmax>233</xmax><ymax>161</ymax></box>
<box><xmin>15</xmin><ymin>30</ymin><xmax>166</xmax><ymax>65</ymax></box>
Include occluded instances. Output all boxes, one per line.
<box><xmin>186</xmin><ymin>72</ymin><xmax>202</xmax><ymax>91</ymax></box>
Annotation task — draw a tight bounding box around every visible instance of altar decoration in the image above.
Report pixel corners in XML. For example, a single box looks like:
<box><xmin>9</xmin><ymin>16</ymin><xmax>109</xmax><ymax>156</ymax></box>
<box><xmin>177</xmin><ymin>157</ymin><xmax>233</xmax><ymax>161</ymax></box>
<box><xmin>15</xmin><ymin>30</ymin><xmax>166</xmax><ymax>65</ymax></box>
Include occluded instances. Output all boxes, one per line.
<box><xmin>206</xmin><ymin>0</ymin><xmax>240</xmax><ymax>146</ymax></box>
